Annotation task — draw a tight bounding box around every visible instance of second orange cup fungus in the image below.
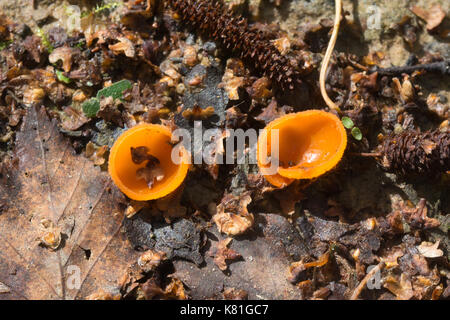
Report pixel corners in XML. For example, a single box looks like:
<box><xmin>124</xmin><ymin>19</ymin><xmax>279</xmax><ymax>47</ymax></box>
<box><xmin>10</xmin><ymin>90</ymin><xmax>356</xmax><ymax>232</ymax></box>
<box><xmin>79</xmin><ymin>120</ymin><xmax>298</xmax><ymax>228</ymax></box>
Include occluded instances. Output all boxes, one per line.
<box><xmin>108</xmin><ymin>123</ymin><xmax>190</xmax><ymax>201</ymax></box>
<box><xmin>257</xmin><ymin>110</ymin><xmax>347</xmax><ymax>188</ymax></box>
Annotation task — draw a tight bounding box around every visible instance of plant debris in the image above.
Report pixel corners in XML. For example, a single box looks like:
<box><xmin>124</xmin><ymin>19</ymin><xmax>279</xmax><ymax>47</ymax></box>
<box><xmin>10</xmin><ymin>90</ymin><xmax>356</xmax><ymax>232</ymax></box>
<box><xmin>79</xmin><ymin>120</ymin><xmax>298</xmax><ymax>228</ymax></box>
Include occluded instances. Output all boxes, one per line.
<box><xmin>0</xmin><ymin>0</ymin><xmax>449</xmax><ymax>301</ymax></box>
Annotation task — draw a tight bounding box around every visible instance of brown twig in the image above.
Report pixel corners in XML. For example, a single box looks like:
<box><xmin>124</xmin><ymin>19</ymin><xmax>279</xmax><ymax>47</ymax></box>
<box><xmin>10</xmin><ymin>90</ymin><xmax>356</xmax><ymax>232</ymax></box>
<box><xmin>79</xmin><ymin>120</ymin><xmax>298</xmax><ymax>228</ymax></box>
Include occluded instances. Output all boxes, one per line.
<box><xmin>349</xmin><ymin>152</ymin><xmax>382</xmax><ymax>157</ymax></box>
<box><xmin>350</xmin><ymin>261</ymin><xmax>385</xmax><ymax>300</ymax></box>
<box><xmin>369</xmin><ymin>60</ymin><xmax>450</xmax><ymax>77</ymax></box>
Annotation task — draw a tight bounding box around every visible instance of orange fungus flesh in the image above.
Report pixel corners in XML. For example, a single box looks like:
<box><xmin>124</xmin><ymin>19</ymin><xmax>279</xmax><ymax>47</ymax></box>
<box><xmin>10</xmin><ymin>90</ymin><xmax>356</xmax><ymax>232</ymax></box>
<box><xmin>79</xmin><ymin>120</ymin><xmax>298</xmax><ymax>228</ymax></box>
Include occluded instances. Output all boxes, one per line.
<box><xmin>108</xmin><ymin>123</ymin><xmax>190</xmax><ymax>201</ymax></box>
<box><xmin>257</xmin><ymin>110</ymin><xmax>347</xmax><ymax>186</ymax></box>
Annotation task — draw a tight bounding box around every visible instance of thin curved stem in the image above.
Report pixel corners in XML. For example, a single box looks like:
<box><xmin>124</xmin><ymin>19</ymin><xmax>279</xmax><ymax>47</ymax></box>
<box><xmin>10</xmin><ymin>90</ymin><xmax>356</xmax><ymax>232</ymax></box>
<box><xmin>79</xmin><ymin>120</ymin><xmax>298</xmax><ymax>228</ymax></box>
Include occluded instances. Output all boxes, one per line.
<box><xmin>350</xmin><ymin>261</ymin><xmax>385</xmax><ymax>300</ymax></box>
<box><xmin>320</xmin><ymin>0</ymin><xmax>342</xmax><ymax>113</ymax></box>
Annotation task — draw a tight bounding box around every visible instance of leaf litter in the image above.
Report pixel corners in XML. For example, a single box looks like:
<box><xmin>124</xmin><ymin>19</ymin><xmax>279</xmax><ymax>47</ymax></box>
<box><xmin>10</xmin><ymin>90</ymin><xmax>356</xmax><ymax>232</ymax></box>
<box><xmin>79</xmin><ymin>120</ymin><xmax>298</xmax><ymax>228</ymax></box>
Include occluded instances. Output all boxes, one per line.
<box><xmin>0</xmin><ymin>0</ymin><xmax>449</xmax><ymax>300</ymax></box>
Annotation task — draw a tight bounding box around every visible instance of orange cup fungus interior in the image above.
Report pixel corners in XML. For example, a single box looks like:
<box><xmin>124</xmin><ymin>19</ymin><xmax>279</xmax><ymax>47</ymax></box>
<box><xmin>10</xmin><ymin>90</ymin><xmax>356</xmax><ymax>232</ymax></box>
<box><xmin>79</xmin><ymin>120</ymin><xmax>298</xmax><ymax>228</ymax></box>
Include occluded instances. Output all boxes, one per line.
<box><xmin>257</xmin><ymin>110</ymin><xmax>347</xmax><ymax>188</ymax></box>
<box><xmin>108</xmin><ymin>123</ymin><xmax>190</xmax><ymax>201</ymax></box>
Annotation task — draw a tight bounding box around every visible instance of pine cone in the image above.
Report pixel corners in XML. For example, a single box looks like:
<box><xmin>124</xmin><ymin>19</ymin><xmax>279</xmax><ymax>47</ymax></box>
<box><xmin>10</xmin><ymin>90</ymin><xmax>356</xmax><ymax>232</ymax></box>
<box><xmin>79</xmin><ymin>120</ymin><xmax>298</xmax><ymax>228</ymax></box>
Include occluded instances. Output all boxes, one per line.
<box><xmin>167</xmin><ymin>0</ymin><xmax>302</xmax><ymax>91</ymax></box>
<box><xmin>380</xmin><ymin>130</ymin><xmax>449</xmax><ymax>175</ymax></box>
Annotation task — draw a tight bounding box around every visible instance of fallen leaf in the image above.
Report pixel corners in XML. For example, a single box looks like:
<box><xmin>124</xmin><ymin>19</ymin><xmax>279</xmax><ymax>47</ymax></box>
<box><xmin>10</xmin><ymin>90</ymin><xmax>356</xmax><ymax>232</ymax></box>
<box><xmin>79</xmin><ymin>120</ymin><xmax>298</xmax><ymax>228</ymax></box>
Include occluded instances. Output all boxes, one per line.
<box><xmin>109</xmin><ymin>37</ymin><xmax>136</xmax><ymax>58</ymax></box>
<box><xmin>173</xmin><ymin>213</ymin><xmax>305</xmax><ymax>299</ymax></box>
<box><xmin>213</xmin><ymin>192</ymin><xmax>254</xmax><ymax>236</ymax></box>
<box><xmin>49</xmin><ymin>46</ymin><xmax>77</xmax><ymax>73</ymax></box>
<box><xmin>164</xmin><ymin>278</ymin><xmax>187</xmax><ymax>300</ymax></box>
<box><xmin>417</xmin><ymin>241</ymin><xmax>443</xmax><ymax>258</ymax></box>
<box><xmin>85</xmin><ymin>142</ymin><xmax>108</xmax><ymax>166</ymax></box>
<box><xmin>182</xmin><ymin>105</ymin><xmax>215</xmax><ymax>120</ymax></box>
<box><xmin>0</xmin><ymin>106</ymin><xmax>139</xmax><ymax>299</ymax></box>
<box><xmin>220</xmin><ymin>59</ymin><xmax>245</xmax><ymax>100</ymax></box>
<box><xmin>411</xmin><ymin>4</ymin><xmax>446</xmax><ymax>31</ymax></box>
<box><xmin>384</xmin><ymin>274</ymin><xmax>414</xmax><ymax>300</ymax></box>
<box><xmin>137</xmin><ymin>249</ymin><xmax>167</xmax><ymax>273</ymax></box>
<box><xmin>211</xmin><ymin>238</ymin><xmax>242</xmax><ymax>271</ymax></box>
<box><xmin>61</xmin><ymin>106</ymin><xmax>90</xmax><ymax>131</ymax></box>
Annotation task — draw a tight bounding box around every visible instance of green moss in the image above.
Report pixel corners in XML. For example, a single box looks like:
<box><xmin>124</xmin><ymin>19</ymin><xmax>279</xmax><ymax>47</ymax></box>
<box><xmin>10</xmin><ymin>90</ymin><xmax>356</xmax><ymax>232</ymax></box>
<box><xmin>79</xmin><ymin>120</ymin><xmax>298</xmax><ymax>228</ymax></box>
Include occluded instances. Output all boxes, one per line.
<box><xmin>36</xmin><ymin>28</ymin><xmax>54</xmax><ymax>53</ymax></box>
<box><xmin>82</xmin><ymin>79</ymin><xmax>132</xmax><ymax>118</ymax></box>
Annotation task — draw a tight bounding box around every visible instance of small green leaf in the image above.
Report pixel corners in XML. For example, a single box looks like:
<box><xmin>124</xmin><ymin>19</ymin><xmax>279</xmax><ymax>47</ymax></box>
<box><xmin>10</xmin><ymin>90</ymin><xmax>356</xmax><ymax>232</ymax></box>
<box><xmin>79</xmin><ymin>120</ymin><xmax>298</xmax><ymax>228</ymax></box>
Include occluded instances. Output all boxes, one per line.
<box><xmin>96</xmin><ymin>79</ymin><xmax>132</xmax><ymax>101</ymax></box>
<box><xmin>0</xmin><ymin>40</ymin><xmax>12</xmax><ymax>51</ymax></box>
<box><xmin>56</xmin><ymin>70</ymin><xmax>71</xmax><ymax>84</ymax></box>
<box><xmin>341</xmin><ymin>116</ymin><xmax>354</xmax><ymax>129</ymax></box>
<box><xmin>351</xmin><ymin>127</ymin><xmax>363</xmax><ymax>141</ymax></box>
<box><xmin>82</xmin><ymin>98</ymin><xmax>100</xmax><ymax>118</ymax></box>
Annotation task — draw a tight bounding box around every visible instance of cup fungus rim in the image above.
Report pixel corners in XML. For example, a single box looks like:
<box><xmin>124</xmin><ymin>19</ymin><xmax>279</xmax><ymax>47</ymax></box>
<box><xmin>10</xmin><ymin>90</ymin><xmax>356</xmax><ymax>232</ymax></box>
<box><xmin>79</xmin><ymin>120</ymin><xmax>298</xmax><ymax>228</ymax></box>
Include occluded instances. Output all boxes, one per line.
<box><xmin>257</xmin><ymin>110</ymin><xmax>347</xmax><ymax>185</ymax></box>
<box><xmin>108</xmin><ymin>123</ymin><xmax>190</xmax><ymax>201</ymax></box>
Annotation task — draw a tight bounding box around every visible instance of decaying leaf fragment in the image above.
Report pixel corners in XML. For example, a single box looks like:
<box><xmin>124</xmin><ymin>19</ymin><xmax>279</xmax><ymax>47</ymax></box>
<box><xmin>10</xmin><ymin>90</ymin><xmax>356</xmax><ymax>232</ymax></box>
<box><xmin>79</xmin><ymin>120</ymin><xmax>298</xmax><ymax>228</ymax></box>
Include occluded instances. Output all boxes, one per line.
<box><xmin>125</xmin><ymin>200</ymin><xmax>149</xmax><ymax>219</ymax></box>
<box><xmin>211</xmin><ymin>238</ymin><xmax>242</xmax><ymax>271</ymax></box>
<box><xmin>381</xmin><ymin>246</ymin><xmax>404</xmax><ymax>269</ymax></box>
<box><xmin>213</xmin><ymin>192</ymin><xmax>254</xmax><ymax>236</ymax></box>
<box><xmin>411</xmin><ymin>4</ymin><xmax>446</xmax><ymax>31</ymax></box>
<box><xmin>417</xmin><ymin>241</ymin><xmax>443</xmax><ymax>258</ymax></box>
<box><xmin>402</xmin><ymin>199</ymin><xmax>440</xmax><ymax>230</ymax></box>
<box><xmin>255</xmin><ymin>98</ymin><xmax>284</xmax><ymax>124</ymax></box>
<box><xmin>287</xmin><ymin>251</ymin><xmax>330</xmax><ymax>284</ymax></box>
<box><xmin>164</xmin><ymin>278</ymin><xmax>187</xmax><ymax>300</ymax></box>
<box><xmin>221</xmin><ymin>60</ymin><xmax>245</xmax><ymax>100</ymax></box>
<box><xmin>37</xmin><ymin>219</ymin><xmax>62</xmax><ymax>251</ymax></box>
<box><xmin>383</xmin><ymin>274</ymin><xmax>414</xmax><ymax>300</ymax></box>
<box><xmin>138</xmin><ymin>249</ymin><xmax>167</xmax><ymax>273</ymax></box>
<box><xmin>49</xmin><ymin>46</ymin><xmax>77</xmax><ymax>73</ymax></box>
<box><xmin>108</xmin><ymin>36</ymin><xmax>136</xmax><ymax>58</ymax></box>
<box><xmin>85</xmin><ymin>141</ymin><xmax>108</xmax><ymax>166</ymax></box>
<box><xmin>182</xmin><ymin>105</ymin><xmax>215</xmax><ymax>120</ymax></box>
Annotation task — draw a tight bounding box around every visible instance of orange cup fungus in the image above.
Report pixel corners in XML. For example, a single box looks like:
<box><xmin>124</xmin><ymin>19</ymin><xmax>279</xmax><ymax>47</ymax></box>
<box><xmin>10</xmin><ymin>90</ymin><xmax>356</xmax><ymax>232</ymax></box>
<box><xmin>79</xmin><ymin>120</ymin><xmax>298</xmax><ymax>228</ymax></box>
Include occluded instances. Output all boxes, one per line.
<box><xmin>108</xmin><ymin>123</ymin><xmax>190</xmax><ymax>201</ymax></box>
<box><xmin>257</xmin><ymin>110</ymin><xmax>347</xmax><ymax>188</ymax></box>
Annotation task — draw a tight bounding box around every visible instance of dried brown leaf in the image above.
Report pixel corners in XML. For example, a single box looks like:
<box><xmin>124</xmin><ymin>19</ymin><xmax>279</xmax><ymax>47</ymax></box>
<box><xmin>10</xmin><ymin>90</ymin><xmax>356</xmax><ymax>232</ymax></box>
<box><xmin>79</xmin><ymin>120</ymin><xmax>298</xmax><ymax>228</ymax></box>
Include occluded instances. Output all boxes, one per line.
<box><xmin>85</xmin><ymin>142</ymin><xmax>108</xmax><ymax>166</ymax></box>
<box><xmin>411</xmin><ymin>4</ymin><xmax>446</xmax><ymax>31</ymax></box>
<box><xmin>0</xmin><ymin>106</ymin><xmax>138</xmax><ymax>299</ymax></box>
<box><xmin>61</xmin><ymin>106</ymin><xmax>90</xmax><ymax>131</ymax></box>
<box><xmin>49</xmin><ymin>46</ymin><xmax>77</xmax><ymax>73</ymax></box>
<box><xmin>164</xmin><ymin>278</ymin><xmax>187</xmax><ymax>300</ymax></box>
<box><xmin>384</xmin><ymin>274</ymin><xmax>414</xmax><ymax>300</ymax></box>
<box><xmin>417</xmin><ymin>241</ymin><xmax>443</xmax><ymax>258</ymax></box>
<box><xmin>211</xmin><ymin>238</ymin><xmax>242</xmax><ymax>271</ymax></box>
<box><xmin>109</xmin><ymin>37</ymin><xmax>136</xmax><ymax>58</ymax></box>
<box><xmin>213</xmin><ymin>193</ymin><xmax>254</xmax><ymax>236</ymax></box>
<box><xmin>137</xmin><ymin>249</ymin><xmax>167</xmax><ymax>273</ymax></box>
<box><xmin>182</xmin><ymin>105</ymin><xmax>215</xmax><ymax>120</ymax></box>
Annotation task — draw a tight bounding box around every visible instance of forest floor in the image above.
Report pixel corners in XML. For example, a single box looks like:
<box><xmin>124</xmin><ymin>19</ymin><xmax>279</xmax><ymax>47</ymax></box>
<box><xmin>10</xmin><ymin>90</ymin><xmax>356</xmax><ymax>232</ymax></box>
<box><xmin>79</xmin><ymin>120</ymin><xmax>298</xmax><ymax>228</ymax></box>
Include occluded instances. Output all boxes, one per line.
<box><xmin>0</xmin><ymin>0</ymin><xmax>448</xmax><ymax>300</ymax></box>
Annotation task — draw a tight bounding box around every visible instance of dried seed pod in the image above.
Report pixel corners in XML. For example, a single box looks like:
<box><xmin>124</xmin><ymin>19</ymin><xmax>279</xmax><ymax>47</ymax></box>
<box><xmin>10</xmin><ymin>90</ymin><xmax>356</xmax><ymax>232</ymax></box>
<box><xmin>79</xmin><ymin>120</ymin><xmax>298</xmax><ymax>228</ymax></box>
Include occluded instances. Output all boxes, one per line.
<box><xmin>166</xmin><ymin>0</ymin><xmax>302</xmax><ymax>91</ymax></box>
<box><xmin>380</xmin><ymin>130</ymin><xmax>449</xmax><ymax>175</ymax></box>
